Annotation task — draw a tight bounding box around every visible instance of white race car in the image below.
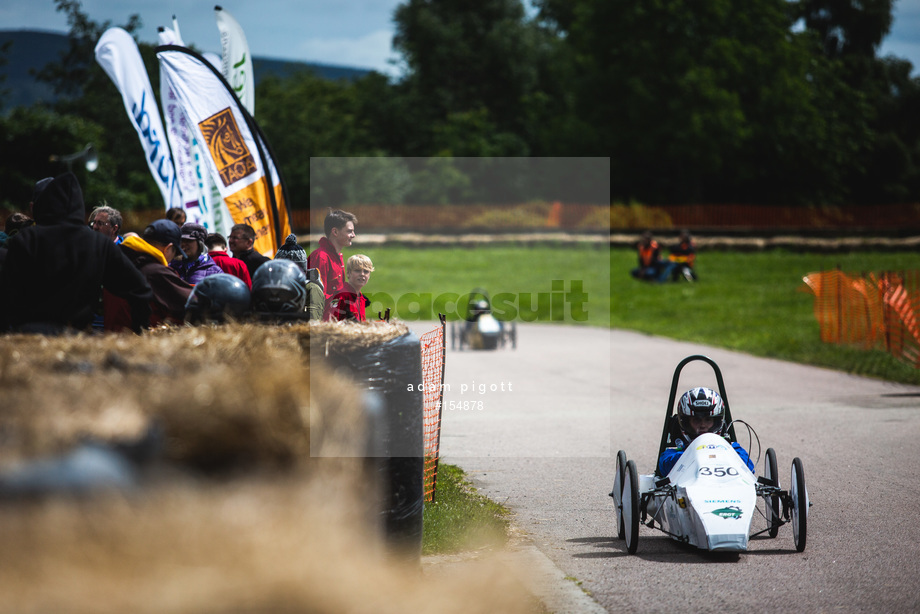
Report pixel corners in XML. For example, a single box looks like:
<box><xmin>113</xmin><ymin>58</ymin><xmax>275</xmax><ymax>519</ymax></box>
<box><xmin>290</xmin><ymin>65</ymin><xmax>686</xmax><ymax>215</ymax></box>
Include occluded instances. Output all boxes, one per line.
<box><xmin>450</xmin><ymin>288</ymin><xmax>516</xmax><ymax>351</ymax></box>
<box><xmin>610</xmin><ymin>355</ymin><xmax>809</xmax><ymax>554</ymax></box>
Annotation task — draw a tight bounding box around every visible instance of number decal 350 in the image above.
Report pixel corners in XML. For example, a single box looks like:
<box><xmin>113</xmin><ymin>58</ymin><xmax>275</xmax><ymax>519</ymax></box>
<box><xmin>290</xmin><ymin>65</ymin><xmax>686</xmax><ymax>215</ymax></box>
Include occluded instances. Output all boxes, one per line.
<box><xmin>699</xmin><ymin>466</ymin><xmax>739</xmax><ymax>477</ymax></box>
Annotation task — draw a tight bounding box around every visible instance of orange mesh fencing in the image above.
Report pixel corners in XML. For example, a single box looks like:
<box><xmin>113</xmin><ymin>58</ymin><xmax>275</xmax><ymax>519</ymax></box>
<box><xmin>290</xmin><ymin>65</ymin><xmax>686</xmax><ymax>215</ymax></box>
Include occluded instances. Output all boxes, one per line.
<box><xmin>802</xmin><ymin>269</ymin><xmax>920</xmax><ymax>367</ymax></box>
<box><xmin>420</xmin><ymin>317</ymin><xmax>447</xmax><ymax>502</ymax></box>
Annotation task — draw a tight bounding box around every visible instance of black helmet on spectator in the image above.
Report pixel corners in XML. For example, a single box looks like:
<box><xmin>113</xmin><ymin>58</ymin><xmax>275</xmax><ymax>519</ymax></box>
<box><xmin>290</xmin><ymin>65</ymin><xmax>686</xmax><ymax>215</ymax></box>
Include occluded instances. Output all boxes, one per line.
<box><xmin>251</xmin><ymin>259</ymin><xmax>307</xmax><ymax>313</ymax></box>
<box><xmin>185</xmin><ymin>274</ymin><xmax>251</xmax><ymax>323</ymax></box>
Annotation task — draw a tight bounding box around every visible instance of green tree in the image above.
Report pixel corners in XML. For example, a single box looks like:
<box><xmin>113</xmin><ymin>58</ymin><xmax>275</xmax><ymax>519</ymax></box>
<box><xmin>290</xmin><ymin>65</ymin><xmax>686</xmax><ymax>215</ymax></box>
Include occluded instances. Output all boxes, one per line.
<box><xmin>0</xmin><ymin>39</ymin><xmax>10</xmax><ymax>110</ymax></box>
<box><xmin>0</xmin><ymin>106</ymin><xmax>104</xmax><ymax>211</ymax></box>
<box><xmin>392</xmin><ymin>0</ymin><xmax>554</xmax><ymax>156</ymax></box>
<box><xmin>545</xmin><ymin>0</ymin><xmax>871</xmax><ymax>204</ymax></box>
<box><xmin>791</xmin><ymin>0</ymin><xmax>893</xmax><ymax>58</ymax></box>
<box><xmin>255</xmin><ymin>70</ymin><xmax>388</xmax><ymax>209</ymax></box>
<box><xmin>30</xmin><ymin>0</ymin><xmax>163</xmax><ymax>212</ymax></box>
<box><xmin>791</xmin><ymin>0</ymin><xmax>919</xmax><ymax>204</ymax></box>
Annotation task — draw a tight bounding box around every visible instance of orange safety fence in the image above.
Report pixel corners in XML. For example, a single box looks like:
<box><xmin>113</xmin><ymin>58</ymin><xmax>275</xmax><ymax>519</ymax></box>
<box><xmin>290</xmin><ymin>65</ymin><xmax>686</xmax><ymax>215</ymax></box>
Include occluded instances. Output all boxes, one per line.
<box><xmin>801</xmin><ymin>269</ymin><xmax>920</xmax><ymax>367</ymax></box>
<box><xmin>420</xmin><ymin>316</ymin><xmax>447</xmax><ymax>502</ymax></box>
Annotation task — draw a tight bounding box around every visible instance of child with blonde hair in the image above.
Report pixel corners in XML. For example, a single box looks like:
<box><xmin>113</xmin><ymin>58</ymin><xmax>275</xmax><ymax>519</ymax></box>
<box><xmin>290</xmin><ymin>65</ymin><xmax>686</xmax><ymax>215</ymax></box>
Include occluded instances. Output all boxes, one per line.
<box><xmin>324</xmin><ymin>254</ymin><xmax>374</xmax><ymax>322</ymax></box>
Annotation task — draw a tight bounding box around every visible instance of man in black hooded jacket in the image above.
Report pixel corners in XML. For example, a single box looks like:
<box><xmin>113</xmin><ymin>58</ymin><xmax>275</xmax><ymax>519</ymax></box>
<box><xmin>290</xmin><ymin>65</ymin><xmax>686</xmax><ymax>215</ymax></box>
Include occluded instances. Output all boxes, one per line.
<box><xmin>0</xmin><ymin>173</ymin><xmax>152</xmax><ymax>334</ymax></box>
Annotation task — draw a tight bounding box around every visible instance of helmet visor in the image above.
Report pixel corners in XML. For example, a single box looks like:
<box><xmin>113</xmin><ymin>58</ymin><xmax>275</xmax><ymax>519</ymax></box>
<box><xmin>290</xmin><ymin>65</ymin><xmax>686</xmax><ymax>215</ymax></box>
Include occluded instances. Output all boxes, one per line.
<box><xmin>679</xmin><ymin>413</ymin><xmax>724</xmax><ymax>439</ymax></box>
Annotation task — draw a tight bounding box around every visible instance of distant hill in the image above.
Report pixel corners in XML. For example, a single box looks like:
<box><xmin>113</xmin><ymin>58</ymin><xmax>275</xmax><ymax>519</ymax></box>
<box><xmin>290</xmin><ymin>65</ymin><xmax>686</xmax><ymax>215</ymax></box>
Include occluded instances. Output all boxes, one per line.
<box><xmin>0</xmin><ymin>29</ymin><xmax>371</xmax><ymax>111</ymax></box>
<box><xmin>0</xmin><ymin>31</ymin><xmax>65</xmax><ymax>109</ymax></box>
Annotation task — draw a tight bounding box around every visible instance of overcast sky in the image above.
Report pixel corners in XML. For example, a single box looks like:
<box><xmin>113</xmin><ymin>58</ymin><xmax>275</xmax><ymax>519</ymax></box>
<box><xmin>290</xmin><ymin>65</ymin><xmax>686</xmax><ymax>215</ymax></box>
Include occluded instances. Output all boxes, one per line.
<box><xmin>1</xmin><ymin>0</ymin><xmax>918</xmax><ymax>77</ymax></box>
<box><xmin>0</xmin><ymin>1</ymin><xmax>406</xmax><ymax>75</ymax></box>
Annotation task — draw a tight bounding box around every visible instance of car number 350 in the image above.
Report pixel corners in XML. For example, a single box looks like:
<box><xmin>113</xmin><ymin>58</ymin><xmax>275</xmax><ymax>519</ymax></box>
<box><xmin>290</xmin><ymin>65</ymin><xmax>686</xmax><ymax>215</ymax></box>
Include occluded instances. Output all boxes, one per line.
<box><xmin>699</xmin><ymin>466</ymin><xmax>739</xmax><ymax>477</ymax></box>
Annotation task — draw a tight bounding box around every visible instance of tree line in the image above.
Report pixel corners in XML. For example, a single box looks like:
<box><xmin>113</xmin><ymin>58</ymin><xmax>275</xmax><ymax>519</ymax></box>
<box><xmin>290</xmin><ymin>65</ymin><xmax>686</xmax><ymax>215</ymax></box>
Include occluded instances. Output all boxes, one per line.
<box><xmin>1</xmin><ymin>0</ymin><xmax>917</xmax><ymax>212</ymax></box>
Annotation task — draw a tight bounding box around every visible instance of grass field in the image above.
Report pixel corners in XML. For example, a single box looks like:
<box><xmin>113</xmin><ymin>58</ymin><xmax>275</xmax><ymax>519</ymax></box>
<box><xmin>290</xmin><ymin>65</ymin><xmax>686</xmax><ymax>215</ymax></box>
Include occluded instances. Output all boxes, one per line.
<box><xmin>355</xmin><ymin>243</ymin><xmax>920</xmax><ymax>385</ymax></box>
<box><xmin>357</xmin><ymin>243</ymin><xmax>611</xmax><ymax>327</ymax></box>
<box><xmin>611</xmin><ymin>248</ymin><xmax>920</xmax><ymax>385</ymax></box>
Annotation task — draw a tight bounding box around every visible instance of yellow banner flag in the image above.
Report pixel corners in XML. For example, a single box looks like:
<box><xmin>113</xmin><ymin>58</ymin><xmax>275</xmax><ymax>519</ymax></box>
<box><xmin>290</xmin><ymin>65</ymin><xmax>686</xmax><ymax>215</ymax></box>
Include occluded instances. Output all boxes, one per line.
<box><xmin>157</xmin><ymin>45</ymin><xmax>291</xmax><ymax>255</ymax></box>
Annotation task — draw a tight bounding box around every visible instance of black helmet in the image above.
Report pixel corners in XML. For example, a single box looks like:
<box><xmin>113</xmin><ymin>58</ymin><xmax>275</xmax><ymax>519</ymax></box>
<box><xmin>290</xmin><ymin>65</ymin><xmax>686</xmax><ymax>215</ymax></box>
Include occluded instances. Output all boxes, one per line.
<box><xmin>185</xmin><ymin>274</ymin><xmax>251</xmax><ymax>323</ymax></box>
<box><xmin>251</xmin><ymin>259</ymin><xmax>307</xmax><ymax>313</ymax></box>
<box><xmin>677</xmin><ymin>387</ymin><xmax>725</xmax><ymax>440</ymax></box>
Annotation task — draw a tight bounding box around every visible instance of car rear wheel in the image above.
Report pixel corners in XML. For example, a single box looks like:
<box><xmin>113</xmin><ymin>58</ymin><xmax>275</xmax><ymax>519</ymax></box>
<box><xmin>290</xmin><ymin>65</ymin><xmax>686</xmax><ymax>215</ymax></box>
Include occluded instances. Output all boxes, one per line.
<box><xmin>624</xmin><ymin>460</ymin><xmax>640</xmax><ymax>554</ymax></box>
<box><xmin>764</xmin><ymin>447</ymin><xmax>780</xmax><ymax>538</ymax></box>
<box><xmin>613</xmin><ymin>450</ymin><xmax>627</xmax><ymax>539</ymax></box>
<box><xmin>791</xmin><ymin>457</ymin><xmax>808</xmax><ymax>552</ymax></box>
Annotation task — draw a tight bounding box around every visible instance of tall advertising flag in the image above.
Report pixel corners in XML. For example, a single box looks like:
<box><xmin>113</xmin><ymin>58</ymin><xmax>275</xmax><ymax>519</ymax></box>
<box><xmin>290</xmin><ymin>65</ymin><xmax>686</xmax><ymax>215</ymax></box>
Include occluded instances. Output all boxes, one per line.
<box><xmin>215</xmin><ymin>6</ymin><xmax>255</xmax><ymax>116</ymax></box>
<box><xmin>157</xmin><ymin>25</ymin><xmax>208</xmax><ymax>227</ymax></box>
<box><xmin>95</xmin><ymin>28</ymin><xmax>182</xmax><ymax>210</ymax></box>
<box><xmin>202</xmin><ymin>46</ymin><xmax>238</xmax><ymax>236</ymax></box>
<box><xmin>157</xmin><ymin>45</ymin><xmax>291</xmax><ymax>256</ymax></box>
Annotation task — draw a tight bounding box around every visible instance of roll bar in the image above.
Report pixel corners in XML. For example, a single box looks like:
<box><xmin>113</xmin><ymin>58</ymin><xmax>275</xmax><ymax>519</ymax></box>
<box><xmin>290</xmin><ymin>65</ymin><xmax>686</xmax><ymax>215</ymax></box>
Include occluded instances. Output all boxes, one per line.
<box><xmin>656</xmin><ymin>355</ymin><xmax>737</xmax><ymax>467</ymax></box>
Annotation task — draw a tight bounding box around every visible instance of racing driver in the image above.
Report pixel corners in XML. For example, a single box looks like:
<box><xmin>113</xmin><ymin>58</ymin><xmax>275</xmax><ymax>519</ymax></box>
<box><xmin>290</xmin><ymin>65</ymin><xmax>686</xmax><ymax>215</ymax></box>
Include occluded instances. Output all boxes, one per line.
<box><xmin>658</xmin><ymin>387</ymin><xmax>755</xmax><ymax>476</ymax></box>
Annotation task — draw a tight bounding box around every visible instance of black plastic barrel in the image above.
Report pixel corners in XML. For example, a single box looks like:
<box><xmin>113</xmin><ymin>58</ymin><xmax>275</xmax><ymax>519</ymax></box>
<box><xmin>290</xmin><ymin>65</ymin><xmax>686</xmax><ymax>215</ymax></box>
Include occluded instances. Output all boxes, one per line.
<box><xmin>325</xmin><ymin>331</ymin><xmax>424</xmax><ymax>559</ymax></box>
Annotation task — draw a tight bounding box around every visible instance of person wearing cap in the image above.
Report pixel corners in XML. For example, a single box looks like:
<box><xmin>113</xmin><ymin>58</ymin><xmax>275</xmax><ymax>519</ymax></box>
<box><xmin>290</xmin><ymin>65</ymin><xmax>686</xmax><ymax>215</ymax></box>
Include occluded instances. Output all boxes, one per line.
<box><xmin>170</xmin><ymin>222</ymin><xmax>223</xmax><ymax>286</ymax></box>
<box><xmin>274</xmin><ymin>233</ymin><xmax>324</xmax><ymax>320</ymax></box>
<box><xmin>205</xmin><ymin>232</ymin><xmax>252</xmax><ymax>289</ymax></box>
<box><xmin>103</xmin><ymin>219</ymin><xmax>194</xmax><ymax>332</ymax></box>
<box><xmin>227</xmin><ymin>223</ymin><xmax>270</xmax><ymax>278</ymax></box>
<box><xmin>0</xmin><ymin>172</ymin><xmax>152</xmax><ymax>334</ymax></box>
<box><xmin>274</xmin><ymin>233</ymin><xmax>308</xmax><ymax>270</ymax></box>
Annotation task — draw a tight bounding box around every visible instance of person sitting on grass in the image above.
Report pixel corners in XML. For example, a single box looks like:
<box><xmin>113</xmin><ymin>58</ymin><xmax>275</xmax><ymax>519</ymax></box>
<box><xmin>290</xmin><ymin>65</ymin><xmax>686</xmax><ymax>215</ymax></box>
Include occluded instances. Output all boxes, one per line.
<box><xmin>668</xmin><ymin>229</ymin><xmax>698</xmax><ymax>282</ymax></box>
<box><xmin>631</xmin><ymin>231</ymin><xmax>670</xmax><ymax>282</ymax></box>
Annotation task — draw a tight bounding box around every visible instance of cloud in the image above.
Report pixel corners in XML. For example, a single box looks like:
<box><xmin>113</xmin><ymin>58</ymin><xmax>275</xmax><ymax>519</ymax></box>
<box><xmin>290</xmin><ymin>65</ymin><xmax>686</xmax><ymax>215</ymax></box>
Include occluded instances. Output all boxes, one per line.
<box><xmin>295</xmin><ymin>29</ymin><xmax>400</xmax><ymax>75</ymax></box>
<box><xmin>879</xmin><ymin>39</ymin><xmax>920</xmax><ymax>68</ymax></box>
<box><xmin>879</xmin><ymin>0</ymin><xmax>920</xmax><ymax>72</ymax></box>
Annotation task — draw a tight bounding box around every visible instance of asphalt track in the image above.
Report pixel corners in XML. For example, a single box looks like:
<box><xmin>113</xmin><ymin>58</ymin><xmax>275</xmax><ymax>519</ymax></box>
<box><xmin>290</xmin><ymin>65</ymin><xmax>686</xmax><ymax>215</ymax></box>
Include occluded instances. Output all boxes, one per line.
<box><xmin>416</xmin><ymin>322</ymin><xmax>920</xmax><ymax>613</ymax></box>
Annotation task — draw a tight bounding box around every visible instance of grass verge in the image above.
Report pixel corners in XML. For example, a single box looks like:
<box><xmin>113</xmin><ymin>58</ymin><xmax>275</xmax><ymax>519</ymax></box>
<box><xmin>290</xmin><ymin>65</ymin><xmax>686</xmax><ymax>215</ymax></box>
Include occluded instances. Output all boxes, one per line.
<box><xmin>357</xmin><ymin>243</ymin><xmax>920</xmax><ymax>384</ymax></box>
<box><xmin>422</xmin><ymin>463</ymin><xmax>510</xmax><ymax>555</ymax></box>
<box><xmin>610</xmin><ymin>247</ymin><xmax>920</xmax><ymax>385</ymax></box>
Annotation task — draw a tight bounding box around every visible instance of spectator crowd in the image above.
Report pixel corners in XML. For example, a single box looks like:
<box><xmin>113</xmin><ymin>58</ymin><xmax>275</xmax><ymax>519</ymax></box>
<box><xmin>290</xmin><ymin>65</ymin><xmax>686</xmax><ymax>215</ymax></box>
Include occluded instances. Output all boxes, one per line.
<box><xmin>0</xmin><ymin>172</ymin><xmax>377</xmax><ymax>335</ymax></box>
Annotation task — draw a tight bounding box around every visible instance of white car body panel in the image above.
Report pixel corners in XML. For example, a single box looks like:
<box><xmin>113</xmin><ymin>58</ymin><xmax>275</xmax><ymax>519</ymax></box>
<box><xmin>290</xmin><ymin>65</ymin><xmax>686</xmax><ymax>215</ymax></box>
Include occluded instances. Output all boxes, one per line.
<box><xmin>477</xmin><ymin>313</ymin><xmax>501</xmax><ymax>335</ymax></box>
<box><xmin>644</xmin><ymin>433</ymin><xmax>757</xmax><ymax>551</ymax></box>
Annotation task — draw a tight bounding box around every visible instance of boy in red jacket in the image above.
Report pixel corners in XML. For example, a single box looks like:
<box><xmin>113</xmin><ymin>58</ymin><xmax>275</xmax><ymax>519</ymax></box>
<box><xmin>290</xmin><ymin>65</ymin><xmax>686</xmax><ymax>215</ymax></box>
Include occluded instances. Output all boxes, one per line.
<box><xmin>307</xmin><ymin>210</ymin><xmax>357</xmax><ymax>306</ymax></box>
<box><xmin>324</xmin><ymin>254</ymin><xmax>373</xmax><ymax>322</ymax></box>
<box><xmin>205</xmin><ymin>232</ymin><xmax>252</xmax><ymax>288</ymax></box>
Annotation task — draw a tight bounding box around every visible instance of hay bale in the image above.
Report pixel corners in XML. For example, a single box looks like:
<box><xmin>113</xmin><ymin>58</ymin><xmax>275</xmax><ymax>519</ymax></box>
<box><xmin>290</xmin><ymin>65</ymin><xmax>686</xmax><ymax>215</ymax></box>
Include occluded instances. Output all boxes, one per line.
<box><xmin>0</xmin><ymin>478</ymin><xmax>535</xmax><ymax>614</ymax></box>
<box><xmin>0</xmin><ymin>323</ymin><xmax>534</xmax><ymax>612</ymax></box>
<box><xmin>0</xmin><ymin>325</ymin><xmax>367</xmax><ymax>469</ymax></box>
